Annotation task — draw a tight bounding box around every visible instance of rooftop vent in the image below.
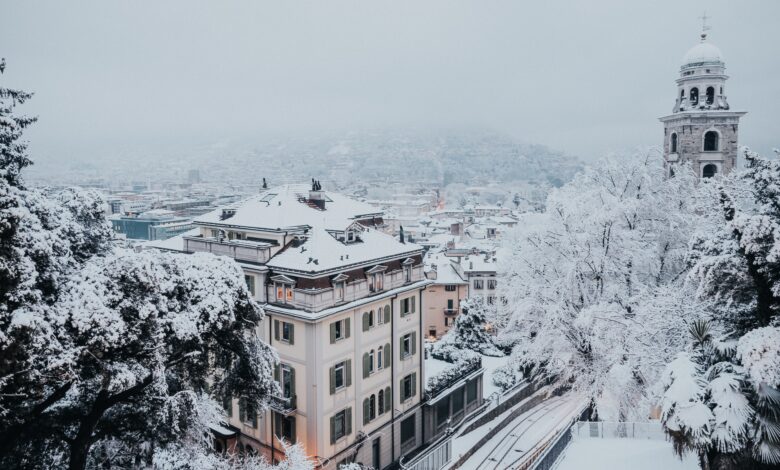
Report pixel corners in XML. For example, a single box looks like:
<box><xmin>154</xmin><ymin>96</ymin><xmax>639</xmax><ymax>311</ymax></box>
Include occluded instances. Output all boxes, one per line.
<box><xmin>220</xmin><ymin>208</ymin><xmax>236</xmax><ymax>221</ymax></box>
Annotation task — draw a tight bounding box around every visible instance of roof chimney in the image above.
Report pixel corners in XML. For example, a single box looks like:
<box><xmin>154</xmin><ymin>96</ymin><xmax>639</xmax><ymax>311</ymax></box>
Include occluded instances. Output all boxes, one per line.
<box><xmin>309</xmin><ymin>179</ymin><xmax>325</xmax><ymax>209</ymax></box>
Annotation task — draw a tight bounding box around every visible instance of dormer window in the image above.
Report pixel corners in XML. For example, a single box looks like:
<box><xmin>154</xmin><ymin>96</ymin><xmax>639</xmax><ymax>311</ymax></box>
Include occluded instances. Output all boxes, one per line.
<box><xmin>332</xmin><ymin>273</ymin><xmax>349</xmax><ymax>302</ymax></box>
<box><xmin>402</xmin><ymin>258</ymin><xmax>415</xmax><ymax>283</ymax></box>
<box><xmin>271</xmin><ymin>275</ymin><xmax>296</xmax><ymax>304</ymax></box>
<box><xmin>347</xmin><ymin>231</ymin><xmax>355</xmax><ymax>242</ymax></box>
<box><xmin>367</xmin><ymin>265</ymin><xmax>387</xmax><ymax>293</ymax></box>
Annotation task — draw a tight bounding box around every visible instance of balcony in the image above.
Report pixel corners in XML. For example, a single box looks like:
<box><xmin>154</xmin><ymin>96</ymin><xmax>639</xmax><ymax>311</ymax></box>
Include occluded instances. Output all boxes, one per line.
<box><xmin>184</xmin><ymin>235</ymin><xmax>272</xmax><ymax>264</ymax></box>
<box><xmin>426</xmin><ymin>356</ymin><xmax>482</xmax><ymax>400</ymax></box>
<box><xmin>269</xmin><ymin>394</ymin><xmax>297</xmax><ymax>415</ymax></box>
<box><xmin>443</xmin><ymin>308</ymin><xmax>459</xmax><ymax>316</ymax></box>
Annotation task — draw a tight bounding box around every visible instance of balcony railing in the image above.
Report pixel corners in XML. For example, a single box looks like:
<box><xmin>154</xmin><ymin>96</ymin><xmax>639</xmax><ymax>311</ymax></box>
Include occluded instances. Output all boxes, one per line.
<box><xmin>184</xmin><ymin>235</ymin><xmax>272</xmax><ymax>264</ymax></box>
<box><xmin>443</xmin><ymin>308</ymin><xmax>459</xmax><ymax>316</ymax></box>
<box><xmin>269</xmin><ymin>394</ymin><xmax>297</xmax><ymax>415</ymax></box>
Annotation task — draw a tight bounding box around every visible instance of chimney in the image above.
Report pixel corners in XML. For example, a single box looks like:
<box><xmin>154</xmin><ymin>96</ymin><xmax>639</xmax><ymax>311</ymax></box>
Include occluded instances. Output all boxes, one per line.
<box><xmin>309</xmin><ymin>179</ymin><xmax>325</xmax><ymax>209</ymax></box>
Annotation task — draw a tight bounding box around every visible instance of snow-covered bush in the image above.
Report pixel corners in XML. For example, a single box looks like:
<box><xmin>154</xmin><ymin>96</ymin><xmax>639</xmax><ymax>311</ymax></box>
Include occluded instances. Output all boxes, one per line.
<box><xmin>495</xmin><ymin>151</ymin><xmax>707</xmax><ymax>420</ymax></box>
<box><xmin>426</xmin><ymin>355</ymin><xmax>481</xmax><ymax>396</ymax></box>
<box><xmin>431</xmin><ymin>297</ymin><xmax>501</xmax><ymax>361</ymax></box>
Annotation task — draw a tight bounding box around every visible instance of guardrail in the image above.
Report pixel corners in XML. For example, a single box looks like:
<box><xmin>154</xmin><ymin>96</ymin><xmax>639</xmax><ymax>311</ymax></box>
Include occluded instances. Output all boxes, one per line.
<box><xmin>571</xmin><ymin>421</ymin><xmax>665</xmax><ymax>440</ymax></box>
<box><xmin>517</xmin><ymin>405</ymin><xmax>589</xmax><ymax>470</ymax></box>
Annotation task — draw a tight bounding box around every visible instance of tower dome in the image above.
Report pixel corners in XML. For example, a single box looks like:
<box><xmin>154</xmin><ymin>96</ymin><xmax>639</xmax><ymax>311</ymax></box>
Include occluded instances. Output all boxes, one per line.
<box><xmin>682</xmin><ymin>35</ymin><xmax>723</xmax><ymax>65</ymax></box>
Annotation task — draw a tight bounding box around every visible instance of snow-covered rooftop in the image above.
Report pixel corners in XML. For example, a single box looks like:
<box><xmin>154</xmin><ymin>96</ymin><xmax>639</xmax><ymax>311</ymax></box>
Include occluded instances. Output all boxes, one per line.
<box><xmin>193</xmin><ymin>184</ymin><xmax>383</xmax><ymax>232</ymax></box>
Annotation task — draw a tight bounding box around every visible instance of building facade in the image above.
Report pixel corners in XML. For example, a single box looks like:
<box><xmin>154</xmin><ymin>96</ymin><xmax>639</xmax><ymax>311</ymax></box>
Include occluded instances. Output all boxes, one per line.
<box><xmin>659</xmin><ymin>29</ymin><xmax>746</xmax><ymax>178</ymax></box>
<box><xmin>158</xmin><ymin>185</ymin><xmax>438</xmax><ymax>469</ymax></box>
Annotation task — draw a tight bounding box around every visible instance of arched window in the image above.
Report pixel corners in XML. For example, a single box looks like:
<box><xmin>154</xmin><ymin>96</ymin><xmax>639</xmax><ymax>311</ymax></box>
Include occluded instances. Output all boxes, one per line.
<box><xmin>690</xmin><ymin>87</ymin><xmax>699</xmax><ymax>105</ymax></box>
<box><xmin>680</xmin><ymin>89</ymin><xmax>685</xmax><ymax>99</ymax></box>
<box><xmin>377</xmin><ymin>346</ymin><xmax>383</xmax><ymax>369</ymax></box>
<box><xmin>703</xmin><ymin>131</ymin><xmax>719</xmax><ymax>151</ymax></box>
<box><xmin>378</xmin><ymin>389</ymin><xmax>385</xmax><ymax>414</ymax></box>
<box><xmin>702</xmin><ymin>164</ymin><xmax>718</xmax><ymax>178</ymax></box>
<box><xmin>369</xmin><ymin>394</ymin><xmax>376</xmax><ymax>420</ymax></box>
<box><xmin>670</xmin><ymin>133</ymin><xmax>678</xmax><ymax>153</ymax></box>
<box><xmin>706</xmin><ymin>87</ymin><xmax>715</xmax><ymax>105</ymax></box>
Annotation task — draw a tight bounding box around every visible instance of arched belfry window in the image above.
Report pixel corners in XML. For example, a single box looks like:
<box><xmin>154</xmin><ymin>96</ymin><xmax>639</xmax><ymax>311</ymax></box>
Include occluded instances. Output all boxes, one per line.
<box><xmin>670</xmin><ymin>133</ymin><xmax>678</xmax><ymax>153</ymax></box>
<box><xmin>706</xmin><ymin>87</ymin><xmax>715</xmax><ymax>105</ymax></box>
<box><xmin>690</xmin><ymin>87</ymin><xmax>699</xmax><ymax>105</ymax></box>
<box><xmin>703</xmin><ymin>131</ymin><xmax>719</xmax><ymax>151</ymax></box>
<box><xmin>680</xmin><ymin>89</ymin><xmax>685</xmax><ymax>99</ymax></box>
<box><xmin>702</xmin><ymin>164</ymin><xmax>718</xmax><ymax>178</ymax></box>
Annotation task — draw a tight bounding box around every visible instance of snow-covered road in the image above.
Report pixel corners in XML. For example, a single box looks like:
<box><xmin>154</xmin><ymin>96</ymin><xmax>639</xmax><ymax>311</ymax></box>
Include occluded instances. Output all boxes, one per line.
<box><xmin>456</xmin><ymin>394</ymin><xmax>583</xmax><ymax>470</ymax></box>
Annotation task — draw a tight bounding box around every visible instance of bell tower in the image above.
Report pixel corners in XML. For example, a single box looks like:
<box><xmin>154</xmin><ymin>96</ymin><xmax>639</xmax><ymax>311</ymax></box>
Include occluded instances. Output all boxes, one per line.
<box><xmin>659</xmin><ymin>15</ymin><xmax>746</xmax><ymax>178</ymax></box>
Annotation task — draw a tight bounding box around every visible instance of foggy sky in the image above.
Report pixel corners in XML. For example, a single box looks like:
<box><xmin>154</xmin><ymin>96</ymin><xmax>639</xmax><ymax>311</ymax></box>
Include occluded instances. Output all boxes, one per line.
<box><xmin>2</xmin><ymin>0</ymin><xmax>779</xmax><ymax>162</ymax></box>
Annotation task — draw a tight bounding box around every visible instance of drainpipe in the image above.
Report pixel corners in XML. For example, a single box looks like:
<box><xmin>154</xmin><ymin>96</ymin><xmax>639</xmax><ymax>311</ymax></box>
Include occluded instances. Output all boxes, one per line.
<box><xmin>391</xmin><ymin>293</ymin><xmax>397</xmax><ymax>465</ymax></box>
<box><xmin>269</xmin><ymin>318</ymin><xmax>275</xmax><ymax>464</ymax></box>
<box><xmin>418</xmin><ymin>286</ymin><xmax>425</xmax><ymax>447</ymax></box>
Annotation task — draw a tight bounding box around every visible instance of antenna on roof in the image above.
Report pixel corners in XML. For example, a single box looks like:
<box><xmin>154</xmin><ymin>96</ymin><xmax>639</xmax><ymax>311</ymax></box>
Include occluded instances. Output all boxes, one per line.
<box><xmin>699</xmin><ymin>11</ymin><xmax>711</xmax><ymax>41</ymax></box>
<box><xmin>262</xmin><ymin>177</ymin><xmax>268</xmax><ymax>189</ymax></box>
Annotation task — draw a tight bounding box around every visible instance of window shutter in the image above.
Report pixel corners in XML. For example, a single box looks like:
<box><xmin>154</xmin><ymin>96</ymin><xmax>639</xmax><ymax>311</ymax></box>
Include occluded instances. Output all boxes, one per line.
<box><xmin>290</xmin><ymin>416</ymin><xmax>296</xmax><ymax>443</ymax></box>
<box><xmin>289</xmin><ymin>323</ymin><xmax>294</xmax><ymax>345</ymax></box>
<box><xmin>251</xmin><ymin>408</ymin><xmax>257</xmax><ymax>428</ymax></box>
<box><xmin>345</xmin><ymin>359</ymin><xmax>352</xmax><ymax>387</ymax></box>
<box><xmin>238</xmin><ymin>398</ymin><xmax>245</xmax><ymax>422</ymax></box>
<box><xmin>399</xmin><ymin>337</ymin><xmax>403</xmax><ymax>360</ymax></box>
<box><xmin>412</xmin><ymin>296</ymin><xmax>416</xmax><ymax>313</ymax></box>
<box><xmin>274</xmin><ymin>319</ymin><xmax>280</xmax><ymax>341</ymax></box>
<box><xmin>274</xmin><ymin>364</ymin><xmax>280</xmax><ymax>383</ymax></box>
<box><xmin>362</xmin><ymin>312</ymin><xmax>369</xmax><ymax>332</ymax></box>
<box><xmin>330</xmin><ymin>416</ymin><xmax>336</xmax><ymax>444</ymax></box>
<box><xmin>411</xmin><ymin>332</ymin><xmax>417</xmax><ymax>356</ymax></box>
<box><xmin>400</xmin><ymin>378</ymin><xmax>405</xmax><ymax>401</ymax></box>
<box><xmin>290</xmin><ymin>366</ymin><xmax>296</xmax><ymax>397</ymax></box>
<box><xmin>363</xmin><ymin>352</ymin><xmax>370</xmax><ymax>379</ymax></box>
<box><xmin>411</xmin><ymin>373</ymin><xmax>417</xmax><ymax>397</ymax></box>
<box><xmin>384</xmin><ymin>305</ymin><xmax>390</xmax><ymax>323</ymax></box>
<box><xmin>346</xmin><ymin>407</ymin><xmax>353</xmax><ymax>435</ymax></box>
<box><xmin>330</xmin><ymin>322</ymin><xmax>336</xmax><ymax>344</ymax></box>
<box><xmin>385</xmin><ymin>343</ymin><xmax>391</xmax><ymax>366</ymax></box>
<box><xmin>329</xmin><ymin>367</ymin><xmax>336</xmax><ymax>395</ymax></box>
<box><xmin>363</xmin><ymin>398</ymin><xmax>370</xmax><ymax>425</ymax></box>
<box><xmin>385</xmin><ymin>386</ymin><xmax>391</xmax><ymax>410</ymax></box>
<box><xmin>345</xmin><ymin>318</ymin><xmax>351</xmax><ymax>338</ymax></box>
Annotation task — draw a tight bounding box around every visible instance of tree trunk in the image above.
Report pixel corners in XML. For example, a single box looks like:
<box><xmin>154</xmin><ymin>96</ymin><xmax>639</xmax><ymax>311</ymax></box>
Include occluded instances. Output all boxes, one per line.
<box><xmin>68</xmin><ymin>395</ymin><xmax>107</xmax><ymax>470</ymax></box>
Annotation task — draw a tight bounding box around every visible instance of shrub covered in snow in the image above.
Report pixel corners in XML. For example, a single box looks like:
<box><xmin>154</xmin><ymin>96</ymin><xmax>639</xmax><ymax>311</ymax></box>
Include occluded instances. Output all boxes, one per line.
<box><xmin>426</xmin><ymin>355</ymin><xmax>482</xmax><ymax>396</ymax></box>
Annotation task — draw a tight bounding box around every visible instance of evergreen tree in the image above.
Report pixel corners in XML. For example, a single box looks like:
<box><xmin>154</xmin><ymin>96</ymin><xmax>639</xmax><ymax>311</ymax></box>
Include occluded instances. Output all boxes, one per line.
<box><xmin>0</xmin><ymin>60</ymin><xmax>280</xmax><ymax>470</ymax></box>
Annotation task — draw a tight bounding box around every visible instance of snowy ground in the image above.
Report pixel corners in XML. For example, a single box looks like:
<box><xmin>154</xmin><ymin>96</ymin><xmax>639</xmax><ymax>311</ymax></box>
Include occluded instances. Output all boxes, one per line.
<box><xmin>453</xmin><ymin>393</ymin><xmax>583</xmax><ymax>470</ymax></box>
<box><xmin>557</xmin><ymin>437</ymin><xmax>698</xmax><ymax>470</ymax></box>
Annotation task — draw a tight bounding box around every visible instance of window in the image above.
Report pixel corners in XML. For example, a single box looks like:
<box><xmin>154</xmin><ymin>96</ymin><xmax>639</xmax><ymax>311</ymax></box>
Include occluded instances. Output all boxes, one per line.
<box><xmin>369</xmin><ymin>350</ymin><xmax>375</xmax><ymax>374</ymax></box>
<box><xmin>704</xmin><ymin>131</ymin><xmax>719</xmax><ymax>151</ymax></box>
<box><xmin>400</xmin><ymin>415</ymin><xmax>416</xmax><ymax>446</ymax></box>
<box><xmin>436</xmin><ymin>397</ymin><xmax>450</xmax><ymax>427</ymax></box>
<box><xmin>690</xmin><ymin>87</ymin><xmax>699</xmax><ymax>105</ymax></box>
<box><xmin>245</xmin><ymin>275</ymin><xmax>256</xmax><ymax>296</ymax></box>
<box><xmin>702</xmin><ymin>164</ymin><xmax>718</xmax><ymax>179</ymax></box>
<box><xmin>274</xmin><ymin>412</ymin><xmax>296</xmax><ymax>443</ymax></box>
<box><xmin>488</xmin><ymin>296</ymin><xmax>496</xmax><ymax>305</ymax></box>
<box><xmin>239</xmin><ymin>398</ymin><xmax>258</xmax><ymax>428</ymax></box>
<box><xmin>401</xmin><ymin>373</ymin><xmax>417</xmax><ymax>402</ymax></box>
<box><xmin>706</xmin><ymin>86</ymin><xmax>715</xmax><ymax>105</ymax></box>
<box><xmin>369</xmin><ymin>272</ymin><xmax>384</xmax><ymax>292</ymax></box>
<box><xmin>368</xmin><ymin>310</ymin><xmax>374</xmax><ymax>328</ymax></box>
<box><xmin>334</xmin><ymin>362</ymin><xmax>345</xmax><ymax>389</ymax></box>
<box><xmin>404</xmin><ymin>265</ymin><xmax>412</xmax><ymax>282</ymax></box>
<box><xmin>280</xmin><ymin>364</ymin><xmax>295</xmax><ymax>398</ymax></box>
<box><xmin>429</xmin><ymin>328</ymin><xmax>436</xmax><ymax>337</ymax></box>
<box><xmin>377</xmin><ymin>347</ymin><xmax>383</xmax><ymax>370</ymax></box>
<box><xmin>378</xmin><ymin>389</ymin><xmax>384</xmax><ymax>414</ymax></box>
<box><xmin>276</xmin><ymin>283</ymin><xmax>293</xmax><ymax>303</ymax></box>
<box><xmin>680</xmin><ymin>89</ymin><xmax>685</xmax><ymax>99</ymax></box>
<box><xmin>400</xmin><ymin>296</ymin><xmax>416</xmax><ymax>316</ymax></box>
<box><xmin>330</xmin><ymin>408</ymin><xmax>352</xmax><ymax>443</ymax></box>
<box><xmin>444</xmin><ymin>317</ymin><xmax>450</xmax><ymax>327</ymax></box>
<box><xmin>452</xmin><ymin>387</ymin><xmax>465</xmax><ymax>415</ymax></box>
<box><xmin>487</xmin><ymin>279</ymin><xmax>497</xmax><ymax>290</ymax></box>
<box><xmin>335</xmin><ymin>281</ymin><xmax>345</xmax><ymax>301</ymax></box>
<box><xmin>401</xmin><ymin>332</ymin><xmax>416</xmax><ymax>359</ymax></box>
<box><xmin>447</xmin><ymin>299</ymin><xmax>454</xmax><ymax>311</ymax></box>
<box><xmin>330</xmin><ymin>318</ymin><xmax>350</xmax><ymax>343</ymax></box>
<box><xmin>473</xmin><ymin>279</ymin><xmax>484</xmax><ymax>290</ymax></box>
<box><xmin>466</xmin><ymin>379</ymin><xmax>478</xmax><ymax>404</ymax></box>
<box><xmin>286</xmin><ymin>287</ymin><xmax>293</xmax><ymax>302</ymax></box>
<box><xmin>369</xmin><ymin>394</ymin><xmax>376</xmax><ymax>420</ymax></box>
<box><xmin>223</xmin><ymin>395</ymin><xmax>233</xmax><ymax>417</ymax></box>
<box><xmin>274</xmin><ymin>320</ymin><xmax>294</xmax><ymax>345</ymax></box>
<box><xmin>329</xmin><ymin>359</ymin><xmax>354</xmax><ymax>394</ymax></box>
<box><xmin>670</xmin><ymin>133</ymin><xmax>678</xmax><ymax>153</ymax></box>
<box><xmin>444</xmin><ymin>284</ymin><xmax>456</xmax><ymax>292</ymax></box>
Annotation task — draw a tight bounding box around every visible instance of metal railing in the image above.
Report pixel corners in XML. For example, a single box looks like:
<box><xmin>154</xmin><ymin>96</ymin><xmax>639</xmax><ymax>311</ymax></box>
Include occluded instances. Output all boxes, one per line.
<box><xmin>269</xmin><ymin>394</ymin><xmax>297</xmax><ymax>415</ymax></box>
<box><xmin>571</xmin><ymin>421</ymin><xmax>665</xmax><ymax>440</ymax></box>
<box><xmin>401</xmin><ymin>438</ymin><xmax>452</xmax><ymax>470</ymax></box>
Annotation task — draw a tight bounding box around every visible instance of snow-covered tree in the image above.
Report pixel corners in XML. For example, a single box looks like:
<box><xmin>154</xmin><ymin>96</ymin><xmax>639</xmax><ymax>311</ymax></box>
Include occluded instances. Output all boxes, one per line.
<box><xmin>0</xmin><ymin>61</ymin><xmax>280</xmax><ymax>470</ymax></box>
<box><xmin>432</xmin><ymin>297</ymin><xmax>500</xmax><ymax>360</ymax></box>
<box><xmin>495</xmin><ymin>150</ymin><xmax>707</xmax><ymax>420</ymax></box>
<box><xmin>661</xmin><ymin>149</ymin><xmax>780</xmax><ymax>469</ymax></box>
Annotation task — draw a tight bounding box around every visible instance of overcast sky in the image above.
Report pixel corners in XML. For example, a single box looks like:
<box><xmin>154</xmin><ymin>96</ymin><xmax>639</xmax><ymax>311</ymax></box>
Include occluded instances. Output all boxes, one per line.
<box><xmin>2</xmin><ymin>0</ymin><xmax>779</xmax><ymax>162</ymax></box>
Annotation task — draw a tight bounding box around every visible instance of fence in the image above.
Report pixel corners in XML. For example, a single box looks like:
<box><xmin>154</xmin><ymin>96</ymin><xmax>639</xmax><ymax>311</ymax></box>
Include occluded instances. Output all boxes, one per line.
<box><xmin>571</xmin><ymin>421</ymin><xmax>665</xmax><ymax>440</ymax></box>
<box><xmin>400</xmin><ymin>438</ymin><xmax>451</xmax><ymax>470</ymax></box>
